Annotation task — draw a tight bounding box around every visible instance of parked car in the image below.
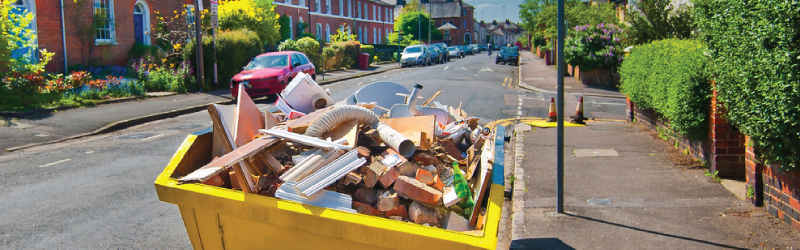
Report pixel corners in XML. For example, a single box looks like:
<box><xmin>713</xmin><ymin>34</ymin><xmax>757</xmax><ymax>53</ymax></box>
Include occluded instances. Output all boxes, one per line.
<box><xmin>447</xmin><ymin>46</ymin><xmax>462</xmax><ymax>59</ymax></box>
<box><xmin>471</xmin><ymin>45</ymin><xmax>480</xmax><ymax>54</ymax></box>
<box><xmin>431</xmin><ymin>43</ymin><xmax>450</xmax><ymax>61</ymax></box>
<box><xmin>463</xmin><ymin>45</ymin><xmax>474</xmax><ymax>55</ymax></box>
<box><xmin>428</xmin><ymin>45</ymin><xmax>443</xmax><ymax>64</ymax></box>
<box><xmin>400</xmin><ymin>45</ymin><xmax>431</xmax><ymax>67</ymax></box>
<box><xmin>230</xmin><ymin>51</ymin><xmax>315</xmax><ymax>98</ymax></box>
<box><xmin>496</xmin><ymin>46</ymin><xmax>520</xmax><ymax>65</ymax></box>
<box><xmin>477</xmin><ymin>44</ymin><xmax>488</xmax><ymax>51</ymax></box>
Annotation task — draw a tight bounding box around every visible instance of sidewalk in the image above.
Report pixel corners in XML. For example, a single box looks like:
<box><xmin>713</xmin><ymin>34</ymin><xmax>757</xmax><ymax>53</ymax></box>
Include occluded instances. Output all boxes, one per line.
<box><xmin>509</xmin><ymin>121</ymin><xmax>800</xmax><ymax>249</ymax></box>
<box><xmin>518</xmin><ymin>51</ymin><xmax>625</xmax><ymax>98</ymax></box>
<box><xmin>0</xmin><ymin>64</ymin><xmax>400</xmax><ymax>153</ymax></box>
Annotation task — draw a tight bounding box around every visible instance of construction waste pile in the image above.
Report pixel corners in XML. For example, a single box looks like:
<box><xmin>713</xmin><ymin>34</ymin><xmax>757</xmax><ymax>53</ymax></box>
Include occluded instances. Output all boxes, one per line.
<box><xmin>177</xmin><ymin>72</ymin><xmax>498</xmax><ymax>232</ymax></box>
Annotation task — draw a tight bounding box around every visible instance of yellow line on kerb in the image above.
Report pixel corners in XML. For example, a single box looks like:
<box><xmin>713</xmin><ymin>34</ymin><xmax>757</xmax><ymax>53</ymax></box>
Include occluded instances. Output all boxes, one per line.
<box><xmin>486</xmin><ymin>117</ymin><xmax>627</xmax><ymax>129</ymax></box>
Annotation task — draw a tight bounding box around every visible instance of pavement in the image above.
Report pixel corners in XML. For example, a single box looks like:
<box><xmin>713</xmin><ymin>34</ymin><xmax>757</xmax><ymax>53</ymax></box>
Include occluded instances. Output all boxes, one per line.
<box><xmin>517</xmin><ymin>50</ymin><xmax>625</xmax><ymax>98</ymax></box>
<box><xmin>507</xmin><ymin>121</ymin><xmax>800</xmax><ymax>249</ymax></box>
<box><xmin>0</xmin><ymin>63</ymin><xmax>400</xmax><ymax>154</ymax></box>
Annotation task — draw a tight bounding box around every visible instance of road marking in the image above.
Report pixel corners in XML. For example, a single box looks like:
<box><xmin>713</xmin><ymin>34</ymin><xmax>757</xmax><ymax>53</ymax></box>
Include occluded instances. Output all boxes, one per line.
<box><xmin>371</xmin><ymin>79</ymin><xmax>377</xmax><ymax>81</ymax></box>
<box><xmin>38</xmin><ymin>159</ymin><xmax>71</xmax><ymax>168</ymax></box>
<box><xmin>393</xmin><ymin>74</ymin><xmax>397</xmax><ymax>76</ymax></box>
<box><xmin>142</xmin><ymin>134</ymin><xmax>165</xmax><ymax>141</ymax></box>
<box><xmin>443</xmin><ymin>66</ymin><xmax>449</xmax><ymax>71</ymax></box>
<box><xmin>480</xmin><ymin>67</ymin><xmax>494</xmax><ymax>72</ymax></box>
<box><xmin>383</xmin><ymin>76</ymin><xmax>387</xmax><ymax>78</ymax></box>
<box><xmin>357</xmin><ymin>82</ymin><xmax>364</xmax><ymax>85</ymax></box>
<box><xmin>85</xmin><ymin>151</ymin><xmax>94</xmax><ymax>154</ymax></box>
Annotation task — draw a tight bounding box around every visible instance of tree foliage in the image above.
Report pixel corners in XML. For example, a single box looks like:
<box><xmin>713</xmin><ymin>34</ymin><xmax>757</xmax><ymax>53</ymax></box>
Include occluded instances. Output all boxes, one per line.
<box><xmin>278</xmin><ymin>14</ymin><xmax>291</xmax><ymax>42</ymax></box>
<box><xmin>520</xmin><ymin>0</ymin><xmax>619</xmax><ymax>39</ymax></box>
<box><xmin>622</xmin><ymin>0</ymin><xmax>694</xmax><ymax>46</ymax></box>
<box><xmin>393</xmin><ymin>11</ymin><xmax>442</xmax><ymax>43</ymax></box>
<box><xmin>1</xmin><ymin>0</ymin><xmax>55</xmax><ymax>106</ymax></box>
<box><xmin>218</xmin><ymin>0</ymin><xmax>281</xmax><ymax>46</ymax></box>
<box><xmin>695</xmin><ymin>0</ymin><xmax>800</xmax><ymax>170</ymax></box>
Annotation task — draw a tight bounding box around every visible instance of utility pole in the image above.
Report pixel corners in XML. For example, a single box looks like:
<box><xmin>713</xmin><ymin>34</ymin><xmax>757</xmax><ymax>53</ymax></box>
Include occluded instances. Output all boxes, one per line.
<box><xmin>556</xmin><ymin>0</ymin><xmax>565</xmax><ymax>214</ymax></box>
<box><xmin>502</xmin><ymin>4</ymin><xmax>506</xmax><ymax>21</ymax></box>
<box><xmin>427</xmin><ymin>3</ymin><xmax>431</xmax><ymax>45</ymax></box>
<box><xmin>193</xmin><ymin>0</ymin><xmax>204</xmax><ymax>91</ymax></box>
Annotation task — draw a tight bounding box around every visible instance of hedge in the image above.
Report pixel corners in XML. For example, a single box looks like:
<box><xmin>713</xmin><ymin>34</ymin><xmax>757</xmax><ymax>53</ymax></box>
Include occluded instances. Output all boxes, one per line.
<box><xmin>185</xmin><ymin>29</ymin><xmax>262</xmax><ymax>89</ymax></box>
<box><xmin>360</xmin><ymin>45</ymin><xmax>375</xmax><ymax>65</ymax></box>
<box><xmin>695</xmin><ymin>0</ymin><xmax>800</xmax><ymax>170</ymax></box>
<box><xmin>332</xmin><ymin>41</ymin><xmax>361</xmax><ymax>69</ymax></box>
<box><xmin>619</xmin><ymin>38</ymin><xmax>710</xmax><ymax>140</ymax></box>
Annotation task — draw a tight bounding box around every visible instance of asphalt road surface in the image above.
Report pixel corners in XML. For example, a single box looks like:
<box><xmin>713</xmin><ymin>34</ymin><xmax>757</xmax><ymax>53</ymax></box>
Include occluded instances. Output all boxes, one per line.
<box><xmin>0</xmin><ymin>52</ymin><xmax>626</xmax><ymax>249</ymax></box>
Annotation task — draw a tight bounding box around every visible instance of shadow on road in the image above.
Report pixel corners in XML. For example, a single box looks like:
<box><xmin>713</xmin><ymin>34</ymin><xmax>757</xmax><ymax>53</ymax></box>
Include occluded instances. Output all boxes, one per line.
<box><xmin>511</xmin><ymin>238</ymin><xmax>576</xmax><ymax>250</ymax></box>
<box><xmin>567</xmin><ymin>214</ymin><xmax>748</xmax><ymax>250</ymax></box>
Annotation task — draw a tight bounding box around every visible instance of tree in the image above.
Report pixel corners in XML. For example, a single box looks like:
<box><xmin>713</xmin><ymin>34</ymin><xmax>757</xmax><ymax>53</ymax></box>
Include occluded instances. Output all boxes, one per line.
<box><xmin>1</xmin><ymin>1</ymin><xmax>54</xmax><ymax>106</ymax></box>
<box><xmin>388</xmin><ymin>32</ymin><xmax>415</xmax><ymax>45</ymax></box>
<box><xmin>278</xmin><ymin>14</ymin><xmax>291</xmax><ymax>42</ymax></box>
<box><xmin>520</xmin><ymin>0</ymin><xmax>618</xmax><ymax>40</ymax></box>
<box><xmin>623</xmin><ymin>0</ymin><xmax>694</xmax><ymax>45</ymax></box>
<box><xmin>393</xmin><ymin>11</ymin><xmax>442</xmax><ymax>42</ymax></box>
<box><xmin>400</xmin><ymin>0</ymin><xmax>426</xmax><ymax>14</ymax></box>
<box><xmin>330</xmin><ymin>25</ymin><xmax>358</xmax><ymax>43</ymax></box>
<box><xmin>218</xmin><ymin>0</ymin><xmax>281</xmax><ymax>46</ymax></box>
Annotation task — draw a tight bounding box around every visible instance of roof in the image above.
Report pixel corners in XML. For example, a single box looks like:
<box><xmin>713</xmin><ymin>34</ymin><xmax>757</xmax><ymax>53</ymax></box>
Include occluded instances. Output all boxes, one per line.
<box><xmin>437</xmin><ymin>22</ymin><xmax>458</xmax><ymax>30</ymax></box>
<box><xmin>461</xmin><ymin>1</ymin><xmax>474</xmax><ymax>9</ymax></box>
<box><xmin>423</xmin><ymin>2</ymin><xmax>461</xmax><ymax>18</ymax></box>
<box><xmin>380</xmin><ymin>0</ymin><xmax>397</xmax><ymax>5</ymax></box>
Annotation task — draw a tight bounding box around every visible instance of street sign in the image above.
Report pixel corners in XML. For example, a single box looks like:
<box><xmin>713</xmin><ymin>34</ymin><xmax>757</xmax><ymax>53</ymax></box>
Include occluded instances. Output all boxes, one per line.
<box><xmin>210</xmin><ymin>0</ymin><xmax>219</xmax><ymax>28</ymax></box>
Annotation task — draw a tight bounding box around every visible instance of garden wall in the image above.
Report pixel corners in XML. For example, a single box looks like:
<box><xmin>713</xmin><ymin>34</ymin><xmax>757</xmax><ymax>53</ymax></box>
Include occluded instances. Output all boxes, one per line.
<box><xmin>626</xmin><ymin>90</ymin><xmax>746</xmax><ymax>178</ymax></box>
<box><xmin>746</xmin><ymin>136</ymin><xmax>800</xmax><ymax>230</ymax></box>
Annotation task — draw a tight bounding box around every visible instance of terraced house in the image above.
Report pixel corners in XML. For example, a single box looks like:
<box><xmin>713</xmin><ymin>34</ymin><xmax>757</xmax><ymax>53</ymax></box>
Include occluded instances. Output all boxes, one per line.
<box><xmin>422</xmin><ymin>0</ymin><xmax>475</xmax><ymax>46</ymax></box>
<box><xmin>272</xmin><ymin>0</ymin><xmax>396</xmax><ymax>44</ymax></box>
<box><xmin>11</xmin><ymin>0</ymin><xmax>194</xmax><ymax>73</ymax></box>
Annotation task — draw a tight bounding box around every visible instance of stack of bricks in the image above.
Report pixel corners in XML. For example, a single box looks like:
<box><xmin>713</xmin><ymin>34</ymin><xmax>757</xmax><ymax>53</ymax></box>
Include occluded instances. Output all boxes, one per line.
<box><xmin>709</xmin><ymin>89</ymin><xmax>746</xmax><ymax>178</ymax></box>
<box><xmin>746</xmin><ymin>136</ymin><xmax>800</xmax><ymax>230</ymax></box>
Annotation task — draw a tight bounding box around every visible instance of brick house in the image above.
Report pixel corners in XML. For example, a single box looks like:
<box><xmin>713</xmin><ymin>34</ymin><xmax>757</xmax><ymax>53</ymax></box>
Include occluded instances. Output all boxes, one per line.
<box><xmin>484</xmin><ymin>19</ymin><xmax>521</xmax><ymax>47</ymax></box>
<box><xmin>421</xmin><ymin>0</ymin><xmax>475</xmax><ymax>46</ymax></box>
<box><xmin>272</xmin><ymin>0</ymin><xmax>396</xmax><ymax>44</ymax></box>
<box><xmin>13</xmin><ymin>0</ymin><xmax>195</xmax><ymax>73</ymax></box>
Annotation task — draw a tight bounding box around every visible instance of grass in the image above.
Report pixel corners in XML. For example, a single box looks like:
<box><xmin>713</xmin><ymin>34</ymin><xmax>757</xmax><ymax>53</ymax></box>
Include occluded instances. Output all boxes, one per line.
<box><xmin>0</xmin><ymin>87</ymin><xmax>104</xmax><ymax>112</ymax></box>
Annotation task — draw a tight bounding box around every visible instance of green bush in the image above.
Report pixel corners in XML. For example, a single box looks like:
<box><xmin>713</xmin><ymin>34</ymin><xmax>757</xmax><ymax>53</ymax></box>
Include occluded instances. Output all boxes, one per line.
<box><xmin>695</xmin><ymin>0</ymin><xmax>800</xmax><ymax>170</ymax></box>
<box><xmin>127</xmin><ymin>43</ymin><xmax>162</xmax><ymax>61</ymax></box>
<box><xmin>277</xmin><ymin>39</ymin><xmax>300</xmax><ymax>52</ymax></box>
<box><xmin>532</xmin><ymin>32</ymin><xmax>546</xmax><ymax>48</ymax></box>
<box><xmin>360</xmin><ymin>45</ymin><xmax>375</xmax><ymax>65</ymax></box>
<box><xmin>218</xmin><ymin>0</ymin><xmax>281</xmax><ymax>46</ymax></box>
<box><xmin>619</xmin><ymin>39</ymin><xmax>710</xmax><ymax>140</ymax></box>
<box><xmin>184</xmin><ymin>29</ymin><xmax>262</xmax><ymax>89</ymax></box>
<box><xmin>322</xmin><ymin>46</ymin><xmax>343</xmax><ymax>71</ymax></box>
<box><xmin>564</xmin><ymin>23</ymin><xmax>624</xmax><ymax>71</ymax></box>
<box><xmin>297</xmin><ymin>37</ymin><xmax>320</xmax><ymax>68</ymax></box>
<box><xmin>333</xmin><ymin>41</ymin><xmax>361</xmax><ymax>68</ymax></box>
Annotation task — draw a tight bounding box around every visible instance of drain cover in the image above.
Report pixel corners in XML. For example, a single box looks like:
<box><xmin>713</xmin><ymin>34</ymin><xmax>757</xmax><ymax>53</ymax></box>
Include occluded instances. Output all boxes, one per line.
<box><xmin>116</xmin><ymin>133</ymin><xmax>157</xmax><ymax>139</ymax></box>
<box><xmin>587</xmin><ymin>199</ymin><xmax>611</xmax><ymax>205</ymax></box>
<box><xmin>169</xmin><ymin>125</ymin><xmax>204</xmax><ymax>130</ymax></box>
<box><xmin>573</xmin><ymin>149</ymin><xmax>619</xmax><ymax>157</ymax></box>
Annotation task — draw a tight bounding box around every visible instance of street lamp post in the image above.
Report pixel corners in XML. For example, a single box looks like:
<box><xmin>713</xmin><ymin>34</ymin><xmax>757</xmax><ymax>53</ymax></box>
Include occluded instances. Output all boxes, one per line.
<box><xmin>502</xmin><ymin>4</ymin><xmax>505</xmax><ymax>21</ymax></box>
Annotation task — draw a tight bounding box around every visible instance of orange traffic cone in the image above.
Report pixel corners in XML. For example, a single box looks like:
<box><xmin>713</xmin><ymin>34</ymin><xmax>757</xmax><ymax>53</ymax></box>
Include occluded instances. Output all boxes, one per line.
<box><xmin>570</xmin><ymin>96</ymin><xmax>588</xmax><ymax>125</ymax></box>
<box><xmin>546</xmin><ymin>97</ymin><xmax>557</xmax><ymax>122</ymax></box>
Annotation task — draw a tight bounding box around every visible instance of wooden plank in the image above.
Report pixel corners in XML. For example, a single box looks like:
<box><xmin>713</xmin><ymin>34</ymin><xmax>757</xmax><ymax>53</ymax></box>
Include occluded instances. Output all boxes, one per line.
<box><xmin>234</xmin><ymin>88</ymin><xmax>265</xmax><ymax>147</ymax></box>
<box><xmin>469</xmin><ymin>169</ymin><xmax>492</xmax><ymax>227</ymax></box>
<box><xmin>422</xmin><ymin>89</ymin><xmax>442</xmax><ymax>106</ymax></box>
<box><xmin>285</xmin><ymin>106</ymin><xmax>335</xmax><ymax>134</ymax></box>
<box><xmin>260</xmin><ymin>152</ymin><xmax>285</xmax><ymax>175</ymax></box>
<box><xmin>178</xmin><ymin>136</ymin><xmax>278</xmax><ymax>187</ymax></box>
<box><xmin>265</xmin><ymin>110</ymin><xmax>279</xmax><ymax>130</ymax></box>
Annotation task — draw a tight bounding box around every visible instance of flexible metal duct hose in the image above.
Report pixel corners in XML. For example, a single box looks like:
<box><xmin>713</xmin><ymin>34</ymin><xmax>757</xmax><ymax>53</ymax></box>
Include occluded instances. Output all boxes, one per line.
<box><xmin>304</xmin><ymin>105</ymin><xmax>380</xmax><ymax>138</ymax></box>
<box><xmin>303</xmin><ymin>105</ymin><xmax>415</xmax><ymax>157</ymax></box>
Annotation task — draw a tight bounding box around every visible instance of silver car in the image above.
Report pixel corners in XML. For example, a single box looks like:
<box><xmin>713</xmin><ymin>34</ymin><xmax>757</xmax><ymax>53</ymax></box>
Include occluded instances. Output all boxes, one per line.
<box><xmin>447</xmin><ymin>46</ymin><xmax>461</xmax><ymax>58</ymax></box>
<box><xmin>400</xmin><ymin>45</ymin><xmax>431</xmax><ymax>67</ymax></box>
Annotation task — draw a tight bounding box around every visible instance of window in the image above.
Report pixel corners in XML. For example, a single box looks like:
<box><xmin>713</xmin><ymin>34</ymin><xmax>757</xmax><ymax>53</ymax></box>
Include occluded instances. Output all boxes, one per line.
<box><xmin>291</xmin><ymin>53</ymin><xmax>301</xmax><ymax>65</ymax></box>
<box><xmin>347</xmin><ymin>0</ymin><xmax>351</xmax><ymax>17</ymax></box>
<box><xmin>326</xmin><ymin>24</ymin><xmax>330</xmax><ymax>42</ymax></box>
<box><xmin>93</xmin><ymin>0</ymin><xmax>116</xmax><ymax>44</ymax></box>
<box><xmin>339</xmin><ymin>0</ymin><xmax>343</xmax><ymax>16</ymax></box>
<box><xmin>347</xmin><ymin>25</ymin><xmax>351</xmax><ymax>36</ymax></box>
<box><xmin>326</xmin><ymin>0</ymin><xmax>330</xmax><ymax>14</ymax></box>
<box><xmin>315</xmin><ymin>0</ymin><xmax>320</xmax><ymax>13</ymax></box>
<box><xmin>372</xmin><ymin>5</ymin><xmax>375</xmax><ymax>20</ymax></box>
<box><xmin>462</xmin><ymin>9</ymin><xmax>466</xmax><ymax>16</ymax></box>
<box><xmin>373</xmin><ymin>27</ymin><xmax>376</xmax><ymax>44</ymax></box>
<box><xmin>316</xmin><ymin>23</ymin><xmax>322</xmax><ymax>40</ymax></box>
<box><xmin>463</xmin><ymin>20</ymin><xmax>467</xmax><ymax>30</ymax></box>
<box><xmin>364</xmin><ymin>4</ymin><xmax>367</xmax><ymax>20</ymax></box>
<box><xmin>288</xmin><ymin>16</ymin><xmax>293</xmax><ymax>39</ymax></box>
<box><xmin>340</xmin><ymin>25</ymin><xmax>345</xmax><ymax>36</ymax></box>
<box><xmin>444</xmin><ymin>29</ymin><xmax>450</xmax><ymax>39</ymax></box>
<box><xmin>300</xmin><ymin>54</ymin><xmax>309</xmax><ymax>64</ymax></box>
<box><xmin>377</xmin><ymin>29</ymin><xmax>381</xmax><ymax>44</ymax></box>
<box><xmin>300</xmin><ymin>0</ymin><xmax>304</xmax><ymax>7</ymax></box>
<box><xmin>357</xmin><ymin>3</ymin><xmax>361</xmax><ymax>18</ymax></box>
<box><xmin>377</xmin><ymin>6</ymin><xmax>381</xmax><ymax>21</ymax></box>
<box><xmin>358</xmin><ymin>27</ymin><xmax>363</xmax><ymax>43</ymax></box>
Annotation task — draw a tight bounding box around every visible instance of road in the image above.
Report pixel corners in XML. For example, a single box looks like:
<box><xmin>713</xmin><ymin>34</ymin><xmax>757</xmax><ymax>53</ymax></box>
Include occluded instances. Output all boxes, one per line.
<box><xmin>0</xmin><ymin>51</ymin><xmax>626</xmax><ymax>249</ymax></box>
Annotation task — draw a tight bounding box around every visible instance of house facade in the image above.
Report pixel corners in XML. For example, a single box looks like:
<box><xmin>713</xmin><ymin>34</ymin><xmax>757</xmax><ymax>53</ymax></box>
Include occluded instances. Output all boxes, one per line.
<box><xmin>272</xmin><ymin>0</ymin><xmax>395</xmax><ymax>45</ymax></box>
<box><xmin>420</xmin><ymin>0</ymin><xmax>474</xmax><ymax>46</ymax></box>
<box><xmin>13</xmin><ymin>0</ymin><xmax>194</xmax><ymax>73</ymax></box>
<box><xmin>485</xmin><ymin>19</ymin><xmax>521</xmax><ymax>47</ymax></box>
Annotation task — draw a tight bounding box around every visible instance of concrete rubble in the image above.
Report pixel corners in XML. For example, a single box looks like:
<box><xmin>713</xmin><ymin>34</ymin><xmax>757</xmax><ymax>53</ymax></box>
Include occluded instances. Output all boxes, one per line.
<box><xmin>177</xmin><ymin>73</ymin><xmax>494</xmax><ymax>232</ymax></box>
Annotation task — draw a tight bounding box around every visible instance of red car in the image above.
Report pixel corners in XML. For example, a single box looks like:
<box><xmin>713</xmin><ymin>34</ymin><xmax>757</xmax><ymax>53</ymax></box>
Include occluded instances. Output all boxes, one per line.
<box><xmin>230</xmin><ymin>51</ymin><xmax>316</xmax><ymax>98</ymax></box>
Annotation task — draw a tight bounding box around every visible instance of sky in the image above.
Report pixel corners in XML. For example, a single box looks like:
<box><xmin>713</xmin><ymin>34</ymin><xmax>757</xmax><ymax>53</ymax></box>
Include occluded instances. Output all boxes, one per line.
<box><xmin>468</xmin><ymin>0</ymin><xmax>525</xmax><ymax>24</ymax></box>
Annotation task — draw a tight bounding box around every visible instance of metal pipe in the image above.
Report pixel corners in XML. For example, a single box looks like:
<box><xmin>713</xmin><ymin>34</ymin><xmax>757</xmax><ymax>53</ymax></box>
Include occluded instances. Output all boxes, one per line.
<box><xmin>556</xmin><ymin>0</ymin><xmax>565</xmax><ymax>214</ymax></box>
<box><xmin>407</xmin><ymin>84</ymin><xmax>424</xmax><ymax>116</ymax></box>
<box><xmin>59</xmin><ymin>0</ymin><xmax>68</xmax><ymax>74</ymax></box>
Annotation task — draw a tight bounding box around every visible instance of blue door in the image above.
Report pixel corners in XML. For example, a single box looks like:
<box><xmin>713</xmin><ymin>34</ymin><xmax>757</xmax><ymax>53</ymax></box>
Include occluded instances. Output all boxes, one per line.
<box><xmin>134</xmin><ymin>13</ymin><xmax>144</xmax><ymax>44</ymax></box>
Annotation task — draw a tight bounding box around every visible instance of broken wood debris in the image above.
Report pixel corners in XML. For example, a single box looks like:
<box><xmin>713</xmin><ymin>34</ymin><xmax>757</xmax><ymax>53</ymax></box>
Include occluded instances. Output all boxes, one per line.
<box><xmin>175</xmin><ymin>79</ymin><xmax>496</xmax><ymax>232</ymax></box>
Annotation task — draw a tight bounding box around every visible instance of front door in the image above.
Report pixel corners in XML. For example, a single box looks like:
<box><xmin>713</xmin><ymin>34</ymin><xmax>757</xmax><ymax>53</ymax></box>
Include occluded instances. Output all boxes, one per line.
<box><xmin>134</xmin><ymin>13</ymin><xmax>144</xmax><ymax>44</ymax></box>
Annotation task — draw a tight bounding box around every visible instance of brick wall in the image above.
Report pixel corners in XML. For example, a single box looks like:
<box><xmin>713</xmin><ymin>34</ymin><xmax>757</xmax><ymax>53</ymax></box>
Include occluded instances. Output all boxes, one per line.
<box><xmin>709</xmin><ymin>89</ymin><xmax>746</xmax><ymax>177</ymax></box>
<box><xmin>579</xmin><ymin>68</ymin><xmax>616</xmax><ymax>87</ymax></box>
<box><xmin>746</xmin><ymin>136</ymin><xmax>800</xmax><ymax>230</ymax></box>
<box><xmin>627</xmin><ymin>100</ymin><xmax>711</xmax><ymax>163</ymax></box>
